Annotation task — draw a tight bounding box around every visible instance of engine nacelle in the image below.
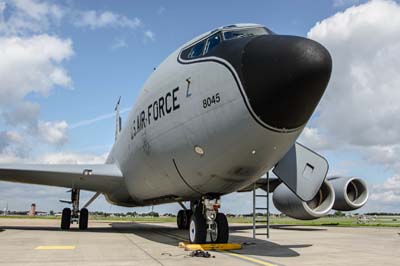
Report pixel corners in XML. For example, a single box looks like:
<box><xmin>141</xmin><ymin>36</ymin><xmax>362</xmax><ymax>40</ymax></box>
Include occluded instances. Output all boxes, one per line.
<box><xmin>328</xmin><ymin>176</ymin><xmax>368</xmax><ymax>211</ymax></box>
<box><xmin>273</xmin><ymin>180</ymin><xmax>335</xmax><ymax>220</ymax></box>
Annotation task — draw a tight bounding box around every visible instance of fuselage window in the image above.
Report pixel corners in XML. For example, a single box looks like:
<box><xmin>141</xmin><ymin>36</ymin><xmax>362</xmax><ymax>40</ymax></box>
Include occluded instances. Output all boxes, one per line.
<box><xmin>188</xmin><ymin>40</ymin><xmax>206</xmax><ymax>59</ymax></box>
<box><xmin>223</xmin><ymin>27</ymin><xmax>268</xmax><ymax>41</ymax></box>
<box><xmin>203</xmin><ymin>33</ymin><xmax>221</xmax><ymax>55</ymax></box>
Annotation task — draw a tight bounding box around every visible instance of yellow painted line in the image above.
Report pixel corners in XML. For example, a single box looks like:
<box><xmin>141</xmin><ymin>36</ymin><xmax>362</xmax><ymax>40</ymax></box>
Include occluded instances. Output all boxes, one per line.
<box><xmin>222</xmin><ymin>251</ymin><xmax>278</xmax><ymax>266</ymax></box>
<box><xmin>179</xmin><ymin>242</ymin><xmax>242</xmax><ymax>251</ymax></box>
<box><xmin>35</xmin><ymin>245</ymin><xmax>75</xmax><ymax>250</ymax></box>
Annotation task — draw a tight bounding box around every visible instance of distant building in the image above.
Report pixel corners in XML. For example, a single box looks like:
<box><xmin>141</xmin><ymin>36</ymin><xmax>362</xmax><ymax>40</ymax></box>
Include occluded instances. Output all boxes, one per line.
<box><xmin>29</xmin><ymin>203</ymin><xmax>36</xmax><ymax>216</ymax></box>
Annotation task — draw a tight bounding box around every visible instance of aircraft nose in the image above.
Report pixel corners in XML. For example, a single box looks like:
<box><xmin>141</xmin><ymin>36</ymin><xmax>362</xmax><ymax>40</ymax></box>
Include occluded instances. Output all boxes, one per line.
<box><xmin>241</xmin><ymin>35</ymin><xmax>332</xmax><ymax>131</ymax></box>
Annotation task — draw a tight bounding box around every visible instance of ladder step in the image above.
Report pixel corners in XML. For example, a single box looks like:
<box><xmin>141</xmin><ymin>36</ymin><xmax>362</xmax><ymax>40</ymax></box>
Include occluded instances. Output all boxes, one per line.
<box><xmin>255</xmin><ymin>233</ymin><xmax>269</xmax><ymax>235</ymax></box>
<box><xmin>255</xmin><ymin>207</ymin><xmax>268</xmax><ymax>210</ymax></box>
<box><xmin>255</xmin><ymin>220</ymin><xmax>267</xmax><ymax>223</ymax></box>
<box><xmin>255</xmin><ymin>195</ymin><xmax>268</xmax><ymax>197</ymax></box>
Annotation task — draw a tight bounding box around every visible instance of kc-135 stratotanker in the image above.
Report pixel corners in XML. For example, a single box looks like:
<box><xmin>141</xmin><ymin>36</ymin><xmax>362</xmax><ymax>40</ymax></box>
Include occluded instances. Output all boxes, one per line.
<box><xmin>0</xmin><ymin>24</ymin><xmax>368</xmax><ymax>243</ymax></box>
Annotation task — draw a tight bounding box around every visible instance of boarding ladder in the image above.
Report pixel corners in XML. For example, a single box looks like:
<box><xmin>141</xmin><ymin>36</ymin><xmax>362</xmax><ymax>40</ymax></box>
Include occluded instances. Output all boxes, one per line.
<box><xmin>252</xmin><ymin>172</ymin><xmax>270</xmax><ymax>239</ymax></box>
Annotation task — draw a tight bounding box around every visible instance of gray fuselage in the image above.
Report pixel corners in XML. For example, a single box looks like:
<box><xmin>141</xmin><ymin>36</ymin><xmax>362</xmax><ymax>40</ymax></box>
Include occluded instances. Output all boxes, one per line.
<box><xmin>103</xmin><ymin>24</ymin><xmax>332</xmax><ymax>207</ymax></box>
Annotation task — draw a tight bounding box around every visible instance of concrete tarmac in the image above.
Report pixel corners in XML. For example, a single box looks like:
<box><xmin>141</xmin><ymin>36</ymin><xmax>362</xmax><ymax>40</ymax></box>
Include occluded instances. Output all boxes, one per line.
<box><xmin>0</xmin><ymin>218</ymin><xmax>399</xmax><ymax>266</ymax></box>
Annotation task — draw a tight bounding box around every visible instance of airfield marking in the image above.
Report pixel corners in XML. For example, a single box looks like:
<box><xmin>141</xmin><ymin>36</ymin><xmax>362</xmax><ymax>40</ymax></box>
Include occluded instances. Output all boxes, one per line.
<box><xmin>222</xmin><ymin>251</ymin><xmax>278</xmax><ymax>266</ymax></box>
<box><xmin>35</xmin><ymin>245</ymin><xmax>75</xmax><ymax>250</ymax></box>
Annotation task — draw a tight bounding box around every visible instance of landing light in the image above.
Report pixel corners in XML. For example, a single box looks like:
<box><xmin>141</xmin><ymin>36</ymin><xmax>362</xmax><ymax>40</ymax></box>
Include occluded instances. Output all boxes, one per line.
<box><xmin>194</xmin><ymin>145</ymin><xmax>205</xmax><ymax>156</ymax></box>
<box><xmin>251</xmin><ymin>150</ymin><xmax>256</xmax><ymax>155</ymax></box>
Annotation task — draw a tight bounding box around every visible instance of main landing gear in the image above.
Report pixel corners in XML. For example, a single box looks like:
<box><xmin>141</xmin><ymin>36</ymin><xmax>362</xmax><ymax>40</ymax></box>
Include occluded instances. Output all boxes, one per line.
<box><xmin>177</xmin><ymin>197</ymin><xmax>229</xmax><ymax>244</ymax></box>
<box><xmin>60</xmin><ymin>189</ymin><xmax>89</xmax><ymax>230</ymax></box>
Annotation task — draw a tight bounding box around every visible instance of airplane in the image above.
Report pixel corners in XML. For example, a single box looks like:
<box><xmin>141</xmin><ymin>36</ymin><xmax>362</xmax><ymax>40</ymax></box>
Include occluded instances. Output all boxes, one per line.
<box><xmin>0</xmin><ymin>24</ymin><xmax>369</xmax><ymax>244</ymax></box>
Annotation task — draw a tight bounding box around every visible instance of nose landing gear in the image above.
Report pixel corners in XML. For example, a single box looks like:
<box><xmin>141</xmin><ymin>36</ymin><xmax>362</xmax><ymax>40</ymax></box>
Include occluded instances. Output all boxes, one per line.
<box><xmin>186</xmin><ymin>197</ymin><xmax>229</xmax><ymax>244</ymax></box>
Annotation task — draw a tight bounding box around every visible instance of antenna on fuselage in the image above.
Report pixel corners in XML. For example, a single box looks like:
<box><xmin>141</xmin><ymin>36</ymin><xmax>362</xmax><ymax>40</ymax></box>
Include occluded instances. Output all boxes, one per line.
<box><xmin>115</xmin><ymin>96</ymin><xmax>122</xmax><ymax>142</ymax></box>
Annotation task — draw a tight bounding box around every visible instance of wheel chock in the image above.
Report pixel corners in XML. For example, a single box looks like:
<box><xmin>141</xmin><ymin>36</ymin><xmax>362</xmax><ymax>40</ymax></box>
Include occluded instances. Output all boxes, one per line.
<box><xmin>178</xmin><ymin>242</ymin><xmax>242</xmax><ymax>251</ymax></box>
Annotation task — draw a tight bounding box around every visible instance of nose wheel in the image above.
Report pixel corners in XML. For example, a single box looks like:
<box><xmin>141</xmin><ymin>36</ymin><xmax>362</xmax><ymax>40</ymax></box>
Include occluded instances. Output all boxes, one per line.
<box><xmin>177</xmin><ymin>209</ymin><xmax>193</xmax><ymax>229</ymax></box>
<box><xmin>188</xmin><ymin>197</ymin><xmax>229</xmax><ymax>244</ymax></box>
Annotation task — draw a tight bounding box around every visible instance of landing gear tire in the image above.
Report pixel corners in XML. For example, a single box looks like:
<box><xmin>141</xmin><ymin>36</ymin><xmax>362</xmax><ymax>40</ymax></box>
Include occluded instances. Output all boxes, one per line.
<box><xmin>79</xmin><ymin>208</ymin><xmax>89</xmax><ymax>230</ymax></box>
<box><xmin>177</xmin><ymin>209</ymin><xmax>193</xmax><ymax>229</ymax></box>
<box><xmin>61</xmin><ymin>208</ymin><xmax>71</xmax><ymax>230</ymax></box>
<box><xmin>183</xmin><ymin>210</ymin><xmax>192</xmax><ymax>229</ymax></box>
<box><xmin>210</xmin><ymin>213</ymin><xmax>229</xmax><ymax>243</ymax></box>
<box><xmin>177</xmin><ymin>210</ymin><xmax>184</xmax><ymax>229</ymax></box>
<box><xmin>189</xmin><ymin>209</ymin><xmax>207</xmax><ymax>244</ymax></box>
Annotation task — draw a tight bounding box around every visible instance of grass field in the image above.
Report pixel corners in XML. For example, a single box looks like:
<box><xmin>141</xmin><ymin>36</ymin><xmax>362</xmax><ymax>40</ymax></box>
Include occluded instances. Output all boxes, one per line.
<box><xmin>1</xmin><ymin>215</ymin><xmax>399</xmax><ymax>227</ymax></box>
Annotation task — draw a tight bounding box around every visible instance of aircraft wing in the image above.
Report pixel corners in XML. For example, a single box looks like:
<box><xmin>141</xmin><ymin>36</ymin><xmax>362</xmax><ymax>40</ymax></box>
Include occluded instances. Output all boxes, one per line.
<box><xmin>0</xmin><ymin>164</ymin><xmax>124</xmax><ymax>193</ymax></box>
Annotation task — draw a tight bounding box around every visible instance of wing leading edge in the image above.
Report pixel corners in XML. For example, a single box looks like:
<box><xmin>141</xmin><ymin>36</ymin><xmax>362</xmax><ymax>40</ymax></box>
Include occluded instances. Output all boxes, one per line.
<box><xmin>0</xmin><ymin>164</ymin><xmax>124</xmax><ymax>193</ymax></box>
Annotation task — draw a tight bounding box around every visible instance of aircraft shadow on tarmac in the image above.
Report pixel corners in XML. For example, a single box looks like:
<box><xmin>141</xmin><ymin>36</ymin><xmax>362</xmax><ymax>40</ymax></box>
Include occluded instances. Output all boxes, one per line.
<box><xmin>231</xmin><ymin>224</ymin><xmax>327</xmax><ymax>232</ymax></box>
<box><xmin>0</xmin><ymin>222</ymin><xmax>314</xmax><ymax>257</ymax></box>
<box><xmin>109</xmin><ymin>222</ymin><xmax>313</xmax><ymax>258</ymax></box>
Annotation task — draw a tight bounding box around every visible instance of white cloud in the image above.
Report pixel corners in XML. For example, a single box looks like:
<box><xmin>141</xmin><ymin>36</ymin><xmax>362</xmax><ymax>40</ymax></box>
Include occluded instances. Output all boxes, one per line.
<box><xmin>0</xmin><ymin>34</ymin><xmax>73</xmax><ymax>105</ymax></box>
<box><xmin>370</xmin><ymin>175</ymin><xmax>400</xmax><ymax>204</ymax></box>
<box><xmin>0</xmin><ymin>131</ymin><xmax>22</xmax><ymax>151</ymax></box>
<box><xmin>37</xmin><ymin>120</ymin><xmax>68</xmax><ymax>145</ymax></box>
<box><xmin>306</xmin><ymin>0</ymin><xmax>400</xmax><ymax>210</ymax></box>
<box><xmin>0</xmin><ymin>0</ymin><xmax>64</xmax><ymax>35</ymax></box>
<box><xmin>0</xmin><ymin>149</ymin><xmax>107</xmax><ymax>164</ymax></box>
<box><xmin>38</xmin><ymin>152</ymin><xmax>107</xmax><ymax>164</ymax></box>
<box><xmin>144</xmin><ymin>30</ymin><xmax>155</xmax><ymax>41</ymax></box>
<box><xmin>299</xmin><ymin>127</ymin><xmax>332</xmax><ymax>150</ymax></box>
<box><xmin>308</xmin><ymin>0</ymin><xmax>400</xmax><ymax>148</ymax></box>
<box><xmin>12</xmin><ymin>0</ymin><xmax>63</xmax><ymax>21</ymax></box>
<box><xmin>74</xmin><ymin>10</ymin><xmax>141</xmax><ymax>29</ymax></box>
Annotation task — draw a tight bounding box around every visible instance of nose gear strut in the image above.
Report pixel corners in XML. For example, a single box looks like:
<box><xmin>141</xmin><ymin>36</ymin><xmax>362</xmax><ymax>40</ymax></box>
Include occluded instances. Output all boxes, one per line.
<box><xmin>184</xmin><ymin>196</ymin><xmax>229</xmax><ymax>244</ymax></box>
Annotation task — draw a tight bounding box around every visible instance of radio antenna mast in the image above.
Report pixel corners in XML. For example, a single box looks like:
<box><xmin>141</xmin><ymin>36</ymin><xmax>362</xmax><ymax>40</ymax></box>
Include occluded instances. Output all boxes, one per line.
<box><xmin>115</xmin><ymin>96</ymin><xmax>122</xmax><ymax>142</ymax></box>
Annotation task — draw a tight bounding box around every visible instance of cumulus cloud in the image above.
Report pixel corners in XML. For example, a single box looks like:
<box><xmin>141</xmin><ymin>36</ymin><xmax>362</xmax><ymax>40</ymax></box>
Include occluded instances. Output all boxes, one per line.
<box><xmin>0</xmin><ymin>0</ymin><xmax>64</xmax><ymax>35</ymax></box>
<box><xmin>307</xmin><ymin>0</ymin><xmax>400</xmax><ymax>207</ymax></box>
<box><xmin>0</xmin><ymin>35</ymin><xmax>73</xmax><ymax>105</ymax></box>
<box><xmin>308</xmin><ymin>0</ymin><xmax>400</xmax><ymax>147</ymax></box>
<box><xmin>74</xmin><ymin>10</ymin><xmax>141</xmax><ymax>29</ymax></box>
<box><xmin>0</xmin><ymin>34</ymin><xmax>72</xmax><ymax>153</ymax></box>
<box><xmin>0</xmin><ymin>2</ymin><xmax>73</xmax><ymax>162</ymax></box>
<box><xmin>299</xmin><ymin>127</ymin><xmax>333</xmax><ymax>150</ymax></box>
<box><xmin>370</xmin><ymin>175</ymin><xmax>400</xmax><ymax>204</ymax></box>
<box><xmin>0</xmin><ymin>131</ymin><xmax>22</xmax><ymax>152</ymax></box>
<box><xmin>12</xmin><ymin>0</ymin><xmax>63</xmax><ymax>20</ymax></box>
<box><xmin>37</xmin><ymin>120</ymin><xmax>68</xmax><ymax>145</ymax></box>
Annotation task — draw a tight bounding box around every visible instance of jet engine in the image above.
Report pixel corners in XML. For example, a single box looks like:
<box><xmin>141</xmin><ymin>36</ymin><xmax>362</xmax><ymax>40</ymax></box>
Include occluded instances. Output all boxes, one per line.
<box><xmin>328</xmin><ymin>176</ymin><xmax>369</xmax><ymax>211</ymax></box>
<box><xmin>273</xmin><ymin>180</ymin><xmax>335</xmax><ymax>220</ymax></box>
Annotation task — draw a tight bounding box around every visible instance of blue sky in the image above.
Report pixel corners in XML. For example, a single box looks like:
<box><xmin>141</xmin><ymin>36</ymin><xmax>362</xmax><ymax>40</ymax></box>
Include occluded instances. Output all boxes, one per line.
<box><xmin>1</xmin><ymin>0</ymin><xmax>400</xmax><ymax>215</ymax></box>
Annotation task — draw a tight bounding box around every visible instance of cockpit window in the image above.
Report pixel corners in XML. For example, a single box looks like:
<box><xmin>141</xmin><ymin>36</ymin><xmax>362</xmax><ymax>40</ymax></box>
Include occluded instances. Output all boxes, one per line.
<box><xmin>204</xmin><ymin>33</ymin><xmax>221</xmax><ymax>55</ymax></box>
<box><xmin>223</xmin><ymin>27</ymin><xmax>268</xmax><ymax>40</ymax></box>
<box><xmin>181</xmin><ymin>27</ymin><xmax>269</xmax><ymax>60</ymax></box>
<box><xmin>188</xmin><ymin>40</ymin><xmax>206</xmax><ymax>59</ymax></box>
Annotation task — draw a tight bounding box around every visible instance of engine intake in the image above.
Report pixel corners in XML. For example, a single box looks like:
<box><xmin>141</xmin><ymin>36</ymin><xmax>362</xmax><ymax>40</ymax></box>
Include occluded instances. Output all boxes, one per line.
<box><xmin>328</xmin><ymin>176</ymin><xmax>368</xmax><ymax>211</ymax></box>
<box><xmin>273</xmin><ymin>180</ymin><xmax>335</xmax><ymax>220</ymax></box>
